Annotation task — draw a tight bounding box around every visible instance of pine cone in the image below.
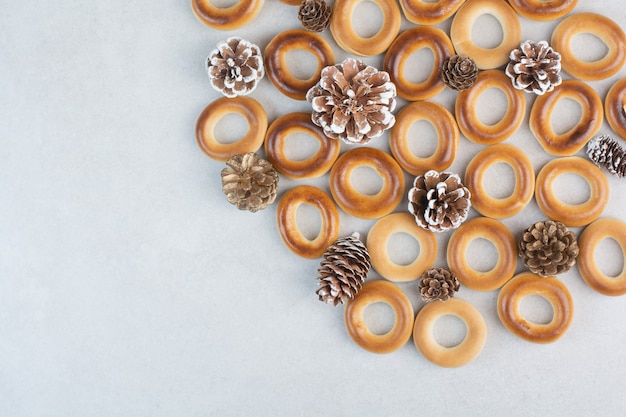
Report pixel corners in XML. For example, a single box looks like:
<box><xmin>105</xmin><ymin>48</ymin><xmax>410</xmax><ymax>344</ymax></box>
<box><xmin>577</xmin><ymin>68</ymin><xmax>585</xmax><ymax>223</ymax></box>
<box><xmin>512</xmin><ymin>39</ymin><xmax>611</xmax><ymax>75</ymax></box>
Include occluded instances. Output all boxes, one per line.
<box><xmin>298</xmin><ymin>0</ymin><xmax>331</xmax><ymax>32</ymax></box>
<box><xmin>207</xmin><ymin>37</ymin><xmax>264</xmax><ymax>98</ymax></box>
<box><xmin>505</xmin><ymin>40</ymin><xmax>562</xmax><ymax>95</ymax></box>
<box><xmin>419</xmin><ymin>267</ymin><xmax>460</xmax><ymax>302</ymax></box>
<box><xmin>316</xmin><ymin>232</ymin><xmax>371</xmax><ymax>306</ymax></box>
<box><xmin>408</xmin><ymin>170</ymin><xmax>471</xmax><ymax>232</ymax></box>
<box><xmin>441</xmin><ymin>55</ymin><xmax>478</xmax><ymax>91</ymax></box>
<box><xmin>221</xmin><ymin>153</ymin><xmax>278</xmax><ymax>212</ymax></box>
<box><xmin>306</xmin><ymin>58</ymin><xmax>397</xmax><ymax>144</ymax></box>
<box><xmin>519</xmin><ymin>220</ymin><xmax>579</xmax><ymax>276</ymax></box>
<box><xmin>587</xmin><ymin>135</ymin><xmax>626</xmax><ymax>178</ymax></box>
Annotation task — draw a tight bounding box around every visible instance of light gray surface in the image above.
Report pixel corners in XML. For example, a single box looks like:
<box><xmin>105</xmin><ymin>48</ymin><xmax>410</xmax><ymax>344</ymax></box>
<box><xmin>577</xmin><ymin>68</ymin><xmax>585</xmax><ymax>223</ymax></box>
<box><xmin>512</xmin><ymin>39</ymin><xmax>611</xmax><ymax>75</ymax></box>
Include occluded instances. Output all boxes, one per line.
<box><xmin>2</xmin><ymin>1</ymin><xmax>626</xmax><ymax>416</ymax></box>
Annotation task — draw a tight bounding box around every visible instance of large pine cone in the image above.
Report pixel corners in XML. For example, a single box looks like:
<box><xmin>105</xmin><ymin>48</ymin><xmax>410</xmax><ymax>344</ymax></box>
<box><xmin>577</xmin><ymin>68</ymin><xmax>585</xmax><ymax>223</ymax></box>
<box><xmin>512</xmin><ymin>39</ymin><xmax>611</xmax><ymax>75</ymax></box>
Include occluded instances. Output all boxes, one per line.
<box><xmin>316</xmin><ymin>233</ymin><xmax>371</xmax><ymax>306</ymax></box>
<box><xmin>587</xmin><ymin>135</ymin><xmax>626</xmax><ymax>178</ymax></box>
<box><xmin>519</xmin><ymin>220</ymin><xmax>579</xmax><ymax>276</ymax></box>
<box><xmin>441</xmin><ymin>55</ymin><xmax>478</xmax><ymax>91</ymax></box>
<box><xmin>207</xmin><ymin>37</ymin><xmax>264</xmax><ymax>98</ymax></box>
<box><xmin>306</xmin><ymin>58</ymin><xmax>397</xmax><ymax>145</ymax></box>
<box><xmin>298</xmin><ymin>0</ymin><xmax>331</xmax><ymax>32</ymax></box>
<box><xmin>419</xmin><ymin>267</ymin><xmax>460</xmax><ymax>302</ymax></box>
<box><xmin>408</xmin><ymin>170</ymin><xmax>471</xmax><ymax>232</ymax></box>
<box><xmin>505</xmin><ymin>40</ymin><xmax>561</xmax><ymax>95</ymax></box>
<box><xmin>221</xmin><ymin>153</ymin><xmax>278</xmax><ymax>212</ymax></box>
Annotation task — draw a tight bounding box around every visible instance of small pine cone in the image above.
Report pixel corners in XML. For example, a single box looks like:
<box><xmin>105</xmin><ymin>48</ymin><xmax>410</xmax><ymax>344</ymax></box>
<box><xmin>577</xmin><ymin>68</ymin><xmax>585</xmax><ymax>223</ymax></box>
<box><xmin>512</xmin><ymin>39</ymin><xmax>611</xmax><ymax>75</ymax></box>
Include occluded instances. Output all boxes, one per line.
<box><xmin>519</xmin><ymin>220</ymin><xmax>579</xmax><ymax>276</ymax></box>
<box><xmin>306</xmin><ymin>58</ymin><xmax>397</xmax><ymax>145</ymax></box>
<box><xmin>207</xmin><ymin>37</ymin><xmax>264</xmax><ymax>98</ymax></box>
<box><xmin>298</xmin><ymin>0</ymin><xmax>331</xmax><ymax>32</ymax></box>
<box><xmin>221</xmin><ymin>153</ymin><xmax>278</xmax><ymax>212</ymax></box>
<box><xmin>316</xmin><ymin>232</ymin><xmax>371</xmax><ymax>306</ymax></box>
<box><xmin>505</xmin><ymin>40</ymin><xmax>562</xmax><ymax>95</ymax></box>
<box><xmin>408</xmin><ymin>170</ymin><xmax>471</xmax><ymax>232</ymax></box>
<box><xmin>587</xmin><ymin>135</ymin><xmax>626</xmax><ymax>178</ymax></box>
<box><xmin>419</xmin><ymin>267</ymin><xmax>460</xmax><ymax>302</ymax></box>
<box><xmin>441</xmin><ymin>55</ymin><xmax>479</xmax><ymax>91</ymax></box>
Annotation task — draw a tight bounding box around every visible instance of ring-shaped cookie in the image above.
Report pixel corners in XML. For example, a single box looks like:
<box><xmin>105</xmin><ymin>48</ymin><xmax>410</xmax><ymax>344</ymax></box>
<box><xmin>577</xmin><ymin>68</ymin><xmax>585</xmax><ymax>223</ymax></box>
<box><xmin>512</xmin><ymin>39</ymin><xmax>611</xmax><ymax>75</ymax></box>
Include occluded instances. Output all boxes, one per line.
<box><xmin>578</xmin><ymin>218</ymin><xmax>626</xmax><ymax>296</ymax></box>
<box><xmin>450</xmin><ymin>0</ymin><xmax>521</xmax><ymax>69</ymax></box>
<box><xmin>551</xmin><ymin>12</ymin><xmax>626</xmax><ymax>81</ymax></box>
<box><xmin>447</xmin><ymin>217</ymin><xmax>517</xmax><ymax>291</ymax></box>
<box><xmin>413</xmin><ymin>298</ymin><xmax>487</xmax><ymax>367</ymax></box>
<box><xmin>455</xmin><ymin>70</ymin><xmax>526</xmax><ymax>145</ymax></box>
<box><xmin>330</xmin><ymin>0</ymin><xmax>401</xmax><ymax>57</ymax></box>
<box><xmin>497</xmin><ymin>272</ymin><xmax>573</xmax><ymax>343</ymax></box>
<box><xmin>384</xmin><ymin>26</ymin><xmax>455</xmax><ymax>101</ymax></box>
<box><xmin>535</xmin><ymin>157</ymin><xmax>609</xmax><ymax>228</ymax></box>
<box><xmin>196</xmin><ymin>96</ymin><xmax>267</xmax><ymax>162</ymax></box>
<box><xmin>329</xmin><ymin>147</ymin><xmax>405</xmax><ymax>220</ymax></box>
<box><xmin>464</xmin><ymin>144</ymin><xmax>535</xmax><ymax>219</ymax></box>
<box><xmin>604</xmin><ymin>78</ymin><xmax>626</xmax><ymax>140</ymax></box>
<box><xmin>191</xmin><ymin>0</ymin><xmax>263</xmax><ymax>30</ymax></box>
<box><xmin>264</xmin><ymin>112</ymin><xmax>340</xmax><ymax>179</ymax></box>
<box><xmin>344</xmin><ymin>280</ymin><xmax>414</xmax><ymax>354</ymax></box>
<box><xmin>507</xmin><ymin>0</ymin><xmax>577</xmax><ymax>21</ymax></box>
<box><xmin>390</xmin><ymin>101</ymin><xmax>459</xmax><ymax>176</ymax></box>
<box><xmin>366</xmin><ymin>213</ymin><xmax>438</xmax><ymax>282</ymax></box>
<box><xmin>276</xmin><ymin>185</ymin><xmax>340</xmax><ymax>259</ymax></box>
<box><xmin>529</xmin><ymin>80</ymin><xmax>603</xmax><ymax>156</ymax></box>
<box><xmin>265</xmin><ymin>30</ymin><xmax>334</xmax><ymax>101</ymax></box>
<box><xmin>399</xmin><ymin>0</ymin><xmax>466</xmax><ymax>25</ymax></box>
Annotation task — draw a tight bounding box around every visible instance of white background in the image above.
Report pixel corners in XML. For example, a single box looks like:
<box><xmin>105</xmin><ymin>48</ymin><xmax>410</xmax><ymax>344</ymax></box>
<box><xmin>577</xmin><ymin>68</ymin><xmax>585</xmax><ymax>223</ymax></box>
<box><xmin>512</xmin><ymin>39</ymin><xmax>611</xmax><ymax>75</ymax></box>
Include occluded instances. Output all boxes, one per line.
<box><xmin>2</xmin><ymin>0</ymin><xmax>626</xmax><ymax>416</ymax></box>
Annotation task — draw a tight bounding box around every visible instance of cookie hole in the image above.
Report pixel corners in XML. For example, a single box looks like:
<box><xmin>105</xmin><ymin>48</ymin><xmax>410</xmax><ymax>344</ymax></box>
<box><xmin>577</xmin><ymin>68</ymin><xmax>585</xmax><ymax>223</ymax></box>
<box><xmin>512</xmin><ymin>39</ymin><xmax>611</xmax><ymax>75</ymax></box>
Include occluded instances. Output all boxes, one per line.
<box><xmin>471</xmin><ymin>13</ymin><xmax>504</xmax><ymax>49</ymax></box>
<box><xmin>403</xmin><ymin>47</ymin><xmax>435</xmax><ymax>84</ymax></box>
<box><xmin>550</xmin><ymin>98</ymin><xmax>582</xmax><ymax>135</ymax></box>
<box><xmin>571</xmin><ymin>33</ymin><xmax>609</xmax><ymax>63</ymax></box>
<box><xmin>387</xmin><ymin>232</ymin><xmax>420</xmax><ymax>266</ymax></box>
<box><xmin>210</xmin><ymin>0</ymin><xmax>239</xmax><ymax>8</ymax></box>
<box><xmin>595</xmin><ymin>238</ymin><xmax>625</xmax><ymax>278</ymax></box>
<box><xmin>483</xmin><ymin>162</ymin><xmax>515</xmax><ymax>199</ymax></box>
<box><xmin>214</xmin><ymin>112</ymin><xmax>249</xmax><ymax>144</ymax></box>
<box><xmin>352</xmin><ymin>0</ymin><xmax>383</xmax><ymax>39</ymax></box>
<box><xmin>351</xmin><ymin>166</ymin><xmax>384</xmax><ymax>196</ymax></box>
<box><xmin>475</xmin><ymin>87</ymin><xmax>507</xmax><ymax>126</ymax></box>
<box><xmin>296</xmin><ymin>203</ymin><xmax>322</xmax><ymax>241</ymax></box>
<box><xmin>433</xmin><ymin>314</ymin><xmax>468</xmax><ymax>348</ymax></box>
<box><xmin>284</xmin><ymin>132</ymin><xmax>321</xmax><ymax>161</ymax></box>
<box><xmin>466</xmin><ymin>238</ymin><xmax>498</xmax><ymax>272</ymax></box>
<box><xmin>363</xmin><ymin>301</ymin><xmax>396</xmax><ymax>335</ymax></box>
<box><xmin>519</xmin><ymin>294</ymin><xmax>554</xmax><ymax>325</ymax></box>
<box><xmin>285</xmin><ymin>49</ymin><xmax>319</xmax><ymax>82</ymax></box>
<box><xmin>408</xmin><ymin>119</ymin><xmax>438</xmax><ymax>158</ymax></box>
<box><xmin>552</xmin><ymin>173</ymin><xmax>591</xmax><ymax>205</ymax></box>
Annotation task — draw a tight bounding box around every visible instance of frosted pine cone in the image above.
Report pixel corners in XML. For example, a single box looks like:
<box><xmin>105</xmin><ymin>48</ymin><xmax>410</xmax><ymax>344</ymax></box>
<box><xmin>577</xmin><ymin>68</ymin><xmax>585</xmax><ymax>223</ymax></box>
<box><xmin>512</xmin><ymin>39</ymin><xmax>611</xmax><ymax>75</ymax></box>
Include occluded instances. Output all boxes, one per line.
<box><xmin>587</xmin><ymin>135</ymin><xmax>626</xmax><ymax>178</ymax></box>
<box><xmin>306</xmin><ymin>58</ymin><xmax>397</xmax><ymax>144</ymax></box>
<box><xmin>221</xmin><ymin>153</ymin><xmax>278</xmax><ymax>212</ymax></box>
<box><xmin>419</xmin><ymin>267</ymin><xmax>460</xmax><ymax>302</ymax></box>
<box><xmin>207</xmin><ymin>37</ymin><xmax>264</xmax><ymax>98</ymax></box>
<box><xmin>441</xmin><ymin>55</ymin><xmax>478</xmax><ymax>91</ymax></box>
<box><xmin>519</xmin><ymin>220</ymin><xmax>579</xmax><ymax>276</ymax></box>
<box><xmin>298</xmin><ymin>0</ymin><xmax>331</xmax><ymax>32</ymax></box>
<box><xmin>505</xmin><ymin>40</ymin><xmax>562</xmax><ymax>95</ymax></box>
<box><xmin>316</xmin><ymin>233</ymin><xmax>371</xmax><ymax>306</ymax></box>
<box><xmin>408</xmin><ymin>171</ymin><xmax>471</xmax><ymax>232</ymax></box>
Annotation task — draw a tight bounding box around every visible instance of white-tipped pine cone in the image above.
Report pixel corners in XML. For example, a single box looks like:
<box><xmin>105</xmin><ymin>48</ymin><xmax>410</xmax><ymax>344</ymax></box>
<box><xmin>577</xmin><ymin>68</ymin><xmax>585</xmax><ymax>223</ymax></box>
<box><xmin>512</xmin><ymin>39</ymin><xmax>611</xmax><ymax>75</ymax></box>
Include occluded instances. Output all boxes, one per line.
<box><xmin>408</xmin><ymin>170</ymin><xmax>471</xmax><ymax>232</ymax></box>
<box><xmin>587</xmin><ymin>135</ymin><xmax>626</xmax><ymax>178</ymax></box>
<box><xmin>306</xmin><ymin>58</ymin><xmax>396</xmax><ymax>144</ymax></box>
<box><xmin>207</xmin><ymin>37</ymin><xmax>264</xmax><ymax>98</ymax></box>
<box><xmin>221</xmin><ymin>153</ymin><xmax>278</xmax><ymax>212</ymax></box>
<box><xmin>505</xmin><ymin>40</ymin><xmax>561</xmax><ymax>95</ymax></box>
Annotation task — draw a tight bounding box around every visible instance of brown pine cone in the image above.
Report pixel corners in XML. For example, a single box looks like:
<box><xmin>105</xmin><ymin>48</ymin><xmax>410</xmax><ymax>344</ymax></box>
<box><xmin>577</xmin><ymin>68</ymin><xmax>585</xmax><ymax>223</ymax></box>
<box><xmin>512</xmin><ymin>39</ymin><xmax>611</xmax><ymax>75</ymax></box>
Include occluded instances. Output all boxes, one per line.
<box><xmin>408</xmin><ymin>170</ymin><xmax>471</xmax><ymax>232</ymax></box>
<box><xmin>306</xmin><ymin>58</ymin><xmax>397</xmax><ymax>144</ymax></box>
<box><xmin>419</xmin><ymin>267</ymin><xmax>460</xmax><ymax>302</ymax></box>
<box><xmin>316</xmin><ymin>232</ymin><xmax>371</xmax><ymax>306</ymax></box>
<box><xmin>519</xmin><ymin>220</ymin><xmax>579</xmax><ymax>276</ymax></box>
<box><xmin>207</xmin><ymin>37</ymin><xmax>264</xmax><ymax>98</ymax></box>
<box><xmin>587</xmin><ymin>135</ymin><xmax>626</xmax><ymax>178</ymax></box>
<box><xmin>505</xmin><ymin>40</ymin><xmax>562</xmax><ymax>95</ymax></box>
<box><xmin>441</xmin><ymin>55</ymin><xmax>479</xmax><ymax>91</ymax></box>
<box><xmin>221</xmin><ymin>153</ymin><xmax>278</xmax><ymax>212</ymax></box>
<box><xmin>298</xmin><ymin>0</ymin><xmax>331</xmax><ymax>32</ymax></box>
